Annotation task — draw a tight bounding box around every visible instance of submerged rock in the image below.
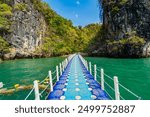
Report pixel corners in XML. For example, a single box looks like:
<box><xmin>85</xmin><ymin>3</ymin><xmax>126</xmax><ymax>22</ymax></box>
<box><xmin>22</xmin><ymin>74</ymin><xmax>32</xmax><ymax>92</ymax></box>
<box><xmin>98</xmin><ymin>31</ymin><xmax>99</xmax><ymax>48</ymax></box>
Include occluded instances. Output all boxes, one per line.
<box><xmin>0</xmin><ymin>89</ymin><xmax>15</xmax><ymax>95</ymax></box>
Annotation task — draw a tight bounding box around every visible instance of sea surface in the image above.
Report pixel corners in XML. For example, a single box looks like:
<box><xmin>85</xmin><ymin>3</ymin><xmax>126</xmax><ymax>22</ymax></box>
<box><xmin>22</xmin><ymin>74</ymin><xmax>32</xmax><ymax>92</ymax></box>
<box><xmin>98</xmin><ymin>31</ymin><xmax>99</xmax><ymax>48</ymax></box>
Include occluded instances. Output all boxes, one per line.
<box><xmin>85</xmin><ymin>57</ymin><xmax>150</xmax><ymax>100</ymax></box>
<box><xmin>0</xmin><ymin>57</ymin><xmax>150</xmax><ymax>100</ymax></box>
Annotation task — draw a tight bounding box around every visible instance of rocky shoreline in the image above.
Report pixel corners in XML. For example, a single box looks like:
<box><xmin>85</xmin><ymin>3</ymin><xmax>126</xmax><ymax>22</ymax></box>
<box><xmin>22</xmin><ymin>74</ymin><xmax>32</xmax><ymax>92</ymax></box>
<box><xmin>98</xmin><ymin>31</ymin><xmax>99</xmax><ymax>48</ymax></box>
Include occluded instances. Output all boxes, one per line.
<box><xmin>1</xmin><ymin>50</ymin><xmax>150</xmax><ymax>62</ymax></box>
<box><xmin>89</xmin><ymin>43</ymin><xmax>150</xmax><ymax>58</ymax></box>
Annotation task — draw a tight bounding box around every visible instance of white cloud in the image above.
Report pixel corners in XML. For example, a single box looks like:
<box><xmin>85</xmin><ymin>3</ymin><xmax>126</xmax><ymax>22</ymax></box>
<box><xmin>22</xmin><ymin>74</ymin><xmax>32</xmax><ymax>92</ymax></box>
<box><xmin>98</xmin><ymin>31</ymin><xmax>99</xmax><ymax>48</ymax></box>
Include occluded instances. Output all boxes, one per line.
<box><xmin>76</xmin><ymin>1</ymin><xmax>80</xmax><ymax>5</ymax></box>
<box><xmin>75</xmin><ymin>14</ymin><xmax>79</xmax><ymax>18</ymax></box>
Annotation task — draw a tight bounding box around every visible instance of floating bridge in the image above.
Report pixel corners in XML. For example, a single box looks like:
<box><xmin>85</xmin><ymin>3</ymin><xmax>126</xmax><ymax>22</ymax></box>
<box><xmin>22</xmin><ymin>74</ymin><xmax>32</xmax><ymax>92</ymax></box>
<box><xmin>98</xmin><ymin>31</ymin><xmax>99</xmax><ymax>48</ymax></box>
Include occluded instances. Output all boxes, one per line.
<box><xmin>25</xmin><ymin>54</ymin><xmax>141</xmax><ymax>100</ymax></box>
<box><xmin>47</xmin><ymin>54</ymin><xmax>109</xmax><ymax>100</ymax></box>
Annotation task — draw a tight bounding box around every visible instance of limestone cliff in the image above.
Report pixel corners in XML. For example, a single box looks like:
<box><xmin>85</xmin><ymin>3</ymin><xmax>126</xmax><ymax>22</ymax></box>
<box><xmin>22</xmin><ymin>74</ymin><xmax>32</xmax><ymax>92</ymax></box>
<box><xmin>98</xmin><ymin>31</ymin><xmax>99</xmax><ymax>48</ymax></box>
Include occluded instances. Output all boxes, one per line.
<box><xmin>90</xmin><ymin>0</ymin><xmax>150</xmax><ymax>57</ymax></box>
<box><xmin>2</xmin><ymin>0</ymin><xmax>47</xmax><ymax>59</ymax></box>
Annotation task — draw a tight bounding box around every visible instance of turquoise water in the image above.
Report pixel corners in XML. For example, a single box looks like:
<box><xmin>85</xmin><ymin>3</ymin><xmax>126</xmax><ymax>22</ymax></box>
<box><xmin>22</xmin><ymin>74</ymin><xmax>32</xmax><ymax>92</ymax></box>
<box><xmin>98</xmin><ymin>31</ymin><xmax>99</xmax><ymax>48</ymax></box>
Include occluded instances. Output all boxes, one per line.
<box><xmin>85</xmin><ymin>57</ymin><xmax>150</xmax><ymax>100</ymax></box>
<box><xmin>0</xmin><ymin>57</ymin><xmax>150</xmax><ymax>100</ymax></box>
<box><xmin>0</xmin><ymin>57</ymin><xmax>64</xmax><ymax>100</ymax></box>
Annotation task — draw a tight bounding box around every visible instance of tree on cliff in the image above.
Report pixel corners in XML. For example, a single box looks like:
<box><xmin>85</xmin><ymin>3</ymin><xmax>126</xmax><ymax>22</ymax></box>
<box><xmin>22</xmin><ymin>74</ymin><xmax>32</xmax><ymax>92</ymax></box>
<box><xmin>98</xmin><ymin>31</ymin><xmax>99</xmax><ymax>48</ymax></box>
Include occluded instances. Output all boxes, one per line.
<box><xmin>0</xmin><ymin>2</ymin><xmax>12</xmax><ymax>56</ymax></box>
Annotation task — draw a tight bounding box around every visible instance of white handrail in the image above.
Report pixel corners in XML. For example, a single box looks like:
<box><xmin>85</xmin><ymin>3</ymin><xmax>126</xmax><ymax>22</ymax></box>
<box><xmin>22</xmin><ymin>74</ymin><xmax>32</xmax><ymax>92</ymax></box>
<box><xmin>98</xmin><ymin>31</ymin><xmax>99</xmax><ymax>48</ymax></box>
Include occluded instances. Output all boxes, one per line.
<box><xmin>104</xmin><ymin>73</ymin><xmax>114</xmax><ymax>81</ymax></box>
<box><xmin>52</xmin><ymin>70</ymin><xmax>56</xmax><ymax>75</ymax></box>
<box><xmin>119</xmin><ymin>83</ymin><xmax>141</xmax><ymax>99</ymax></box>
<box><xmin>24</xmin><ymin>88</ymin><xmax>34</xmax><ymax>100</ymax></box>
<box><xmin>52</xmin><ymin>76</ymin><xmax>57</xmax><ymax>81</ymax></box>
<box><xmin>39</xmin><ymin>75</ymin><xmax>49</xmax><ymax>84</ymax></box>
<box><xmin>80</xmin><ymin>55</ymin><xmax>141</xmax><ymax>100</ymax></box>
<box><xmin>24</xmin><ymin>56</ymin><xmax>69</xmax><ymax>100</ymax></box>
<box><xmin>104</xmin><ymin>90</ymin><xmax>114</xmax><ymax>100</ymax></box>
<box><xmin>104</xmin><ymin>81</ymin><xmax>115</xmax><ymax>92</ymax></box>
<box><xmin>24</xmin><ymin>54</ymin><xmax>141</xmax><ymax>100</ymax></box>
<box><xmin>40</xmin><ymin>84</ymin><xmax>50</xmax><ymax>97</ymax></box>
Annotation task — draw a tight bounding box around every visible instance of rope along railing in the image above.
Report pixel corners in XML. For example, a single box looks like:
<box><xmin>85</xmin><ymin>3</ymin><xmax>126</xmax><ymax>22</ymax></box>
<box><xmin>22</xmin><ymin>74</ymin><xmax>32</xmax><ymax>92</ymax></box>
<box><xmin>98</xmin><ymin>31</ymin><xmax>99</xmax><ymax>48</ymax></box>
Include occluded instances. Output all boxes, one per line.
<box><xmin>119</xmin><ymin>83</ymin><xmax>141</xmax><ymax>100</ymax></box>
<box><xmin>40</xmin><ymin>84</ymin><xmax>50</xmax><ymax>98</ymax></box>
<box><xmin>39</xmin><ymin>75</ymin><xmax>49</xmax><ymax>84</ymax></box>
<box><xmin>24</xmin><ymin>54</ymin><xmax>75</xmax><ymax>100</ymax></box>
<box><xmin>24</xmin><ymin>88</ymin><xmax>34</xmax><ymax>100</ymax></box>
<box><xmin>79</xmin><ymin>55</ymin><xmax>141</xmax><ymax>100</ymax></box>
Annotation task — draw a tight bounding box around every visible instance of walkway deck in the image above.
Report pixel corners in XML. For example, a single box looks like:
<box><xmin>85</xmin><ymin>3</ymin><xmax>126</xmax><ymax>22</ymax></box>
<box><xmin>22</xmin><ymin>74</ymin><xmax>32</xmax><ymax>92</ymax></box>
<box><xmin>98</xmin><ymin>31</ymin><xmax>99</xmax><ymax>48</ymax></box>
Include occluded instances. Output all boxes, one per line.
<box><xmin>47</xmin><ymin>54</ymin><xmax>110</xmax><ymax>100</ymax></box>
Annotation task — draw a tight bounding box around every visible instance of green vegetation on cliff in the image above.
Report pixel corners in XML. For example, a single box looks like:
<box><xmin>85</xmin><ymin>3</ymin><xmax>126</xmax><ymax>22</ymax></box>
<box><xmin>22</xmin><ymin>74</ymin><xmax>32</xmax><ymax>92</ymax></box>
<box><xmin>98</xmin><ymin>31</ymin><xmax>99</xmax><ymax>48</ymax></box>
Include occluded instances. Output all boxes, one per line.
<box><xmin>14</xmin><ymin>3</ymin><xmax>28</xmax><ymax>11</ymax></box>
<box><xmin>0</xmin><ymin>2</ymin><xmax>12</xmax><ymax>55</ymax></box>
<box><xmin>0</xmin><ymin>36</ymin><xmax>9</xmax><ymax>54</ymax></box>
<box><xmin>30</xmin><ymin>0</ymin><xmax>100</xmax><ymax>56</ymax></box>
<box><xmin>0</xmin><ymin>0</ymin><xmax>100</xmax><ymax>58</ymax></box>
<box><xmin>0</xmin><ymin>2</ymin><xmax>12</xmax><ymax>32</ymax></box>
<box><xmin>102</xmin><ymin>0</ymin><xmax>129</xmax><ymax>15</ymax></box>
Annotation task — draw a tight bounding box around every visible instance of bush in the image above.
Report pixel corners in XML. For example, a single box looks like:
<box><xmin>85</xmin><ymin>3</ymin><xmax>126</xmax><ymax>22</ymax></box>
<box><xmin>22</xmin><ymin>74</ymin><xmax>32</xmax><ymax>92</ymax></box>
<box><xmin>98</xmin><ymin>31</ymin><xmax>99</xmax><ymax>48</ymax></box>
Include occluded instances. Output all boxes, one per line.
<box><xmin>14</xmin><ymin>3</ymin><xmax>28</xmax><ymax>11</ymax></box>
<box><xmin>107</xmin><ymin>35</ymin><xmax>145</xmax><ymax>45</ymax></box>
<box><xmin>111</xmin><ymin>6</ymin><xmax>120</xmax><ymax>15</ymax></box>
<box><xmin>126</xmin><ymin>36</ymin><xmax>146</xmax><ymax>45</ymax></box>
<box><xmin>0</xmin><ymin>3</ymin><xmax>12</xmax><ymax>17</ymax></box>
<box><xmin>0</xmin><ymin>3</ymin><xmax>12</xmax><ymax>31</ymax></box>
<box><xmin>0</xmin><ymin>36</ymin><xmax>9</xmax><ymax>53</ymax></box>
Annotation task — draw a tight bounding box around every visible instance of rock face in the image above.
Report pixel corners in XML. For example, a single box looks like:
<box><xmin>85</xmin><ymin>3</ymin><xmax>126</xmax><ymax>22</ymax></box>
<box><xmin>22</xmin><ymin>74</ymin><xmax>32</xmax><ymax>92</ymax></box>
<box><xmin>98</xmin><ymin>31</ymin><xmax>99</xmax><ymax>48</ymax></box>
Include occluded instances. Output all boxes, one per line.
<box><xmin>91</xmin><ymin>0</ymin><xmax>150</xmax><ymax>57</ymax></box>
<box><xmin>143</xmin><ymin>41</ymin><xmax>150</xmax><ymax>56</ymax></box>
<box><xmin>103</xmin><ymin>0</ymin><xmax>150</xmax><ymax>40</ymax></box>
<box><xmin>4</xmin><ymin>0</ymin><xmax>47</xmax><ymax>59</ymax></box>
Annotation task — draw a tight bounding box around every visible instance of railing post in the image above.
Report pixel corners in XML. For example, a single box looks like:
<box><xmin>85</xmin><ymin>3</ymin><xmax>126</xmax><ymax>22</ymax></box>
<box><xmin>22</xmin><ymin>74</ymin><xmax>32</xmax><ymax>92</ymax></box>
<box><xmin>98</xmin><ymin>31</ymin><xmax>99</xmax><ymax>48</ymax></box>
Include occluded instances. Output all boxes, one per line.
<box><xmin>89</xmin><ymin>62</ymin><xmax>92</xmax><ymax>75</ymax></box>
<box><xmin>114</xmin><ymin>76</ymin><xmax>120</xmax><ymax>100</ymax></box>
<box><xmin>94</xmin><ymin>64</ymin><xmax>97</xmax><ymax>80</ymax></box>
<box><xmin>56</xmin><ymin>66</ymin><xmax>59</xmax><ymax>81</ymax></box>
<box><xmin>63</xmin><ymin>60</ymin><xmax>66</xmax><ymax>70</ymax></box>
<box><xmin>65</xmin><ymin>59</ymin><xmax>68</xmax><ymax>68</ymax></box>
<box><xmin>63</xmin><ymin>60</ymin><xmax>66</xmax><ymax>69</ymax></box>
<box><xmin>84</xmin><ymin>60</ymin><xmax>86</xmax><ymax>67</ymax></box>
<box><xmin>68</xmin><ymin>55</ymin><xmax>71</xmax><ymax>62</ymax></box>
<box><xmin>67</xmin><ymin>58</ymin><xmax>69</xmax><ymax>63</ymax></box>
<box><xmin>86</xmin><ymin>61</ymin><xmax>88</xmax><ymax>70</ymax></box>
<box><xmin>59</xmin><ymin>63</ymin><xmax>62</xmax><ymax>75</ymax></box>
<box><xmin>62</xmin><ymin>61</ymin><xmax>63</xmax><ymax>72</ymax></box>
<box><xmin>101</xmin><ymin>68</ymin><xmax>104</xmax><ymax>90</ymax></box>
<box><xmin>83</xmin><ymin>59</ymin><xmax>85</xmax><ymax>66</ymax></box>
<box><xmin>62</xmin><ymin>61</ymin><xmax>64</xmax><ymax>72</ymax></box>
<box><xmin>49</xmin><ymin>71</ymin><xmax>53</xmax><ymax>92</ymax></box>
<box><xmin>34</xmin><ymin>80</ymin><xmax>40</xmax><ymax>100</ymax></box>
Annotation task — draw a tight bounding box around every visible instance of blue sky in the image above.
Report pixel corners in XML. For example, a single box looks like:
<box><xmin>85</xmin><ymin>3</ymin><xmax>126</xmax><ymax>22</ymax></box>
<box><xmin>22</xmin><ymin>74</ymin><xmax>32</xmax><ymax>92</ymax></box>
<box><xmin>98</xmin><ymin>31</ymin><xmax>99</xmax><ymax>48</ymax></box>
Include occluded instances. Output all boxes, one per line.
<box><xmin>43</xmin><ymin>0</ymin><xmax>101</xmax><ymax>26</ymax></box>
